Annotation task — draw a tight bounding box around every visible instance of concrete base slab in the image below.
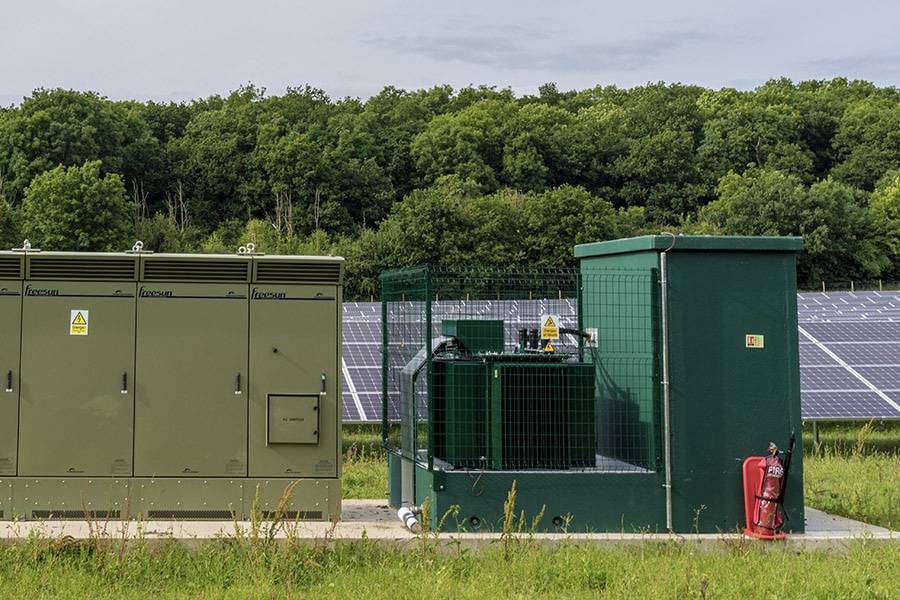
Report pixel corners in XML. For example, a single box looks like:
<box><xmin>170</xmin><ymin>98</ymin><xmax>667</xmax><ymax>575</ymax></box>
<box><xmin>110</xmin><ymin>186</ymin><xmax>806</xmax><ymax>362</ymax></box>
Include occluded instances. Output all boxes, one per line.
<box><xmin>0</xmin><ymin>501</ymin><xmax>894</xmax><ymax>552</ymax></box>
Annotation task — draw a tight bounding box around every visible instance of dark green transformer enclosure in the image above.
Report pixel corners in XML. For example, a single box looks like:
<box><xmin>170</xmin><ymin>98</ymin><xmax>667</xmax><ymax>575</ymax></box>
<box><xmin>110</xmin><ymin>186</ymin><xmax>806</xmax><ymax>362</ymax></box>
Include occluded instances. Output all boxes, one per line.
<box><xmin>0</xmin><ymin>247</ymin><xmax>343</xmax><ymax>521</ymax></box>
<box><xmin>384</xmin><ymin>236</ymin><xmax>804</xmax><ymax>534</ymax></box>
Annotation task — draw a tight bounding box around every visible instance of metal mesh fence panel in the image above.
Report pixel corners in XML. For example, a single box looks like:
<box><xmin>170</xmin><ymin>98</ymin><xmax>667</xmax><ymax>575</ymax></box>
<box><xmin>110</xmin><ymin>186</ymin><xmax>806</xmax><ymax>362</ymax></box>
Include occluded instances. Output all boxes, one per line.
<box><xmin>582</xmin><ymin>268</ymin><xmax>661</xmax><ymax>471</ymax></box>
<box><xmin>381</xmin><ymin>265</ymin><xmax>660</xmax><ymax>474</ymax></box>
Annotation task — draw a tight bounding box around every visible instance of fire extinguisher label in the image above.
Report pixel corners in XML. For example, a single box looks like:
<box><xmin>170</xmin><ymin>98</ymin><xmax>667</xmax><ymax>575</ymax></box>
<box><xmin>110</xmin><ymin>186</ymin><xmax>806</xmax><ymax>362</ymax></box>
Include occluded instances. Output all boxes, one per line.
<box><xmin>745</xmin><ymin>334</ymin><xmax>764</xmax><ymax>348</ymax></box>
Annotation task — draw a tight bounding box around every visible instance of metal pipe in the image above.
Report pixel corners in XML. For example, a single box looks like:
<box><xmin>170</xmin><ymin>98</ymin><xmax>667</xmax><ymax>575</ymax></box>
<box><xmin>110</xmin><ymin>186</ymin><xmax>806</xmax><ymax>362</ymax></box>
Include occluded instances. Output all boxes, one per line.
<box><xmin>660</xmin><ymin>233</ymin><xmax>676</xmax><ymax>532</ymax></box>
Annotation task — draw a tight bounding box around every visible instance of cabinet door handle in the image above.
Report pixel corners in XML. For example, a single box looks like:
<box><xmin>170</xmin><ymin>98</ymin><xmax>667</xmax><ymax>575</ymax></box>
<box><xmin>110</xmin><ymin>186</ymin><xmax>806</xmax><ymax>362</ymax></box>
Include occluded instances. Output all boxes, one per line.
<box><xmin>5</xmin><ymin>370</ymin><xmax>11</xmax><ymax>393</ymax></box>
<box><xmin>121</xmin><ymin>371</ymin><xmax>128</xmax><ymax>394</ymax></box>
<box><xmin>235</xmin><ymin>372</ymin><xmax>242</xmax><ymax>394</ymax></box>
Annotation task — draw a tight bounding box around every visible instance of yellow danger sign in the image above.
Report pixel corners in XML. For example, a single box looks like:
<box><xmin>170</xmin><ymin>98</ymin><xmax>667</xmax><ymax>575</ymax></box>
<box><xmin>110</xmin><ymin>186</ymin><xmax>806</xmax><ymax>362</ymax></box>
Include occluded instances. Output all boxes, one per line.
<box><xmin>543</xmin><ymin>341</ymin><xmax>555</xmax><ymax>353</ymax></box>
<box><xmin>70</xmin><ymin>310</ymin><xmax>88</xmax><ymax>336</ymax></box>
<box><xmin>541</xmin><ymin>314</ymin><xmax>560</xmax><ymax>340</ymax></box>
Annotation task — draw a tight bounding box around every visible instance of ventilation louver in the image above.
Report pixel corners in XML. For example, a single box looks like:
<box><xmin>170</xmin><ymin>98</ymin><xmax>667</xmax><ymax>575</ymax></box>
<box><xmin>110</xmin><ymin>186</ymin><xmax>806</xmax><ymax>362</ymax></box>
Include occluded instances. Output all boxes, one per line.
<box><xmin>142</xmin><ymin>259</ymin><xmax>251</xmax><ymax>282</ymax></box>
<box><xmin>27</xmin><ymin>257</ymin><xmax>137</xmax><ymax>280</ymax></box>
<box><xmin>254</xmin><ymin>261</ymin><xmax>342</xmax><ymax>284</ymax></box>
<box><xmin>32</xmin><ymin>510</ymin><xmax>121</xmax><ymax>520</ymax></box>
<box><xmin>147</xmin><ymin>509</ymin><xmax>235</xmax><ymax>520</ymax></box>
<box><xmin>0</xmin><ymin>256</ymin><xmax>22</xmax><ymax>279</ymax></box>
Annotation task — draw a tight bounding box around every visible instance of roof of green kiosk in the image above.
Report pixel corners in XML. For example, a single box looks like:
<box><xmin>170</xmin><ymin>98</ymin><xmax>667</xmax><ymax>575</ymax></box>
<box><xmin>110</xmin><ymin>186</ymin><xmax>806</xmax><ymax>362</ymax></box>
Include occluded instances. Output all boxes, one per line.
<box><xmin>574</xmin><ymin>234</ymin><xmax>804</xmax><ymax>258</ymax></box>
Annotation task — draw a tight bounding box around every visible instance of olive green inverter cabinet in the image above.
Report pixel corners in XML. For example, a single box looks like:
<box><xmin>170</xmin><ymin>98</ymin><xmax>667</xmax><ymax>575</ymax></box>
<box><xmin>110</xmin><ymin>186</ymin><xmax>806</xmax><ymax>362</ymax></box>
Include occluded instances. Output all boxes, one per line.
<box><xmin>0</xmin><ymin>249</ymin><xmax>343</xmax><ymax>521</ymax></box>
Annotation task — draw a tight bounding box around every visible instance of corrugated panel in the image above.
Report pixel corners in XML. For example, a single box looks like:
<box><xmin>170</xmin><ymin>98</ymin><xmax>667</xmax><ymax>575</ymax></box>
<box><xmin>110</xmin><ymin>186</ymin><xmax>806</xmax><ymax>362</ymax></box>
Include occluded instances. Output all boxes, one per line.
<box><xmin>254</xmin><ymin>260</ymin><xmax>342</xmax><ymax>284</ymax></box>
<box><xmin>0</xmin><ymin>256</ymin><xmax>22</xmax><ymax>279</ymax></box>
<box><xmin>142</xmin><ymin>259</ymin><xmax>251</xmax><ymax>282</ymax></box>
<box><xmin>26</xmin><ymin>257</ymin><xmax>137</xmax><ymax>280</ymax></box>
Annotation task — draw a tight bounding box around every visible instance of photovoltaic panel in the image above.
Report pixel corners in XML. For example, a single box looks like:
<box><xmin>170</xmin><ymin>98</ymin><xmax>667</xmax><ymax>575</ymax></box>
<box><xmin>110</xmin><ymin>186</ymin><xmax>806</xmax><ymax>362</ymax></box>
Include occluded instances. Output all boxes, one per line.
<box><xmin>800</xmin><ymin>366</ymin><xmax>870</xmax><ymax>391</ymax></box>
<box><xmin>341</xmin><ymin>302</ymin><xmax>383</xmax><ymax>422</ymax></box>
<box><xmin>802</xmin><ymin>391</ymin><xmax>900</xmax><ymax>420</ymax></box>
<box><xmin>799</xmin><ymin>343</ymin><xmax>839</xmax><ymax>366</ymax></box>
<box><xmin>341</xmin><ymin>291</ymin><xmax>900</xmax><ymax>422</ymax></box>
<box><xmin>798</xmin><ymin>290</ymin><xmax>900</xmax><ymax>421</ymax></box>
<box><xmin>829</xmin><ymin>343</ymin><xmax>900</xmax><ymax>365</ymax></box>
<box><xmin>854</xmin><ymin>367</ymin><xmax>900</xmax><ymax>390</ymax></box>
<box><xmin>797</xmin><ymin>290</ymin><xmax>900</xmax><ymax>322</ymax></box>
<box><xmin>801</xmin><ymin>320</ymin><xmax>900</xmax><ymax>343</ymax></box>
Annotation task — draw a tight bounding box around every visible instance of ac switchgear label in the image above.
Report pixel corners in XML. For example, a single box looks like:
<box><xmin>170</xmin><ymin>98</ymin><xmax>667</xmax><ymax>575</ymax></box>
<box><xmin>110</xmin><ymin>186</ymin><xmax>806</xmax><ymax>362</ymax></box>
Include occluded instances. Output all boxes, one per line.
<box><xmin>70</xmin><ymin>310</ymin><xmax>88</xmax><ymax>335</ymax></box>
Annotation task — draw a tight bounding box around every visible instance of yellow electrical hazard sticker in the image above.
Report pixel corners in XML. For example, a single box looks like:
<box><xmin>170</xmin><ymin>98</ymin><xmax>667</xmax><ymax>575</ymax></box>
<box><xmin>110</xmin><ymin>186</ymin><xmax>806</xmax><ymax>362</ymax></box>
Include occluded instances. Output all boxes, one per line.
<box><xmin>745</xmin><ymin>334</ymin><xmax>764</xmax><ymax>348</ymax></box>
<box><xmin>70</xmin><ymin>310</ymin><xmax>88</xmax><ymax>336</ymax></box>
<box><xmin>543</xmin><ymin>341</ymin><xmax>555</xmax><ymax>353</ymax></box>
<box><xmin>541</xmin><ymin>315</ymin><xmax>560</xmax><ymax>340</ymax></box>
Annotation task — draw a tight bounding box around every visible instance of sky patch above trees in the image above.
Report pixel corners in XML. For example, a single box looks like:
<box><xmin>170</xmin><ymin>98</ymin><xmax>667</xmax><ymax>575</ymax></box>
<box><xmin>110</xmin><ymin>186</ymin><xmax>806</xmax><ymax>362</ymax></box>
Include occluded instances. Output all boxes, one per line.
<box><xmin>2</xmin><ymin>0</ymin><xmax>899</xmax><ymax>107</ymax></box>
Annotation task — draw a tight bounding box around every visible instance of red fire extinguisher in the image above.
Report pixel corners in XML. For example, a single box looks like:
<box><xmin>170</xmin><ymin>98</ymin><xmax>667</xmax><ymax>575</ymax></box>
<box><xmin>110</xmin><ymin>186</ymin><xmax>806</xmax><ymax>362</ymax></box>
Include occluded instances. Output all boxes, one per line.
<box><xmin>752</xmin><ymin>442</ymin><xmax>785</xmax><ymax>536</ymax></box>
<box><xmin>743</xmin><ymin>433</ymin><xmax>795</xmax><ymax>540</ymax></box>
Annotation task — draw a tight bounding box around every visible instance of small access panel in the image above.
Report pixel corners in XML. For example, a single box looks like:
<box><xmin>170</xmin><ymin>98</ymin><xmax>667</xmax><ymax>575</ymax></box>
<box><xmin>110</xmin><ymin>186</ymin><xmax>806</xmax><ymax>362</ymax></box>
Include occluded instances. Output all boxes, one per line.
<box><xmin>267</xmin><ymin>395</ymin><xmax>319</xmax><ymax>444</ymax></box>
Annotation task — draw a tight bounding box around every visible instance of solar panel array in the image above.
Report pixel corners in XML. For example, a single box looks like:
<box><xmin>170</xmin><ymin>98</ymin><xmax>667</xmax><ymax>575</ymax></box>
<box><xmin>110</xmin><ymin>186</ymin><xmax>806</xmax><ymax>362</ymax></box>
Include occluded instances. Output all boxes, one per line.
<box><xmin>341</xmin><ymin>291</ymin><xmax>900</xmax><ymax>423</ymax></box>
<box><xmin>798</xmin><ymin>291</ymin><xmax>900</xmax><ymax>421</ymax></box>
<box><xmin>341</xmin><ymin>303</ymin><xmax>383</xmax><ymax>422</ymax></box>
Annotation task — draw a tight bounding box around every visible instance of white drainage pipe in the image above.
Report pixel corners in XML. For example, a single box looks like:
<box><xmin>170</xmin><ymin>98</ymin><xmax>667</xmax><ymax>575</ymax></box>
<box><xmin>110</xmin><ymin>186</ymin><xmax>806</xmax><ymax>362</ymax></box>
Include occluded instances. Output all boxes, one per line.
<box><xmin>398</xmin><ymin>506</ymin><xmax>421</xmax><ymax>533</ymax></box>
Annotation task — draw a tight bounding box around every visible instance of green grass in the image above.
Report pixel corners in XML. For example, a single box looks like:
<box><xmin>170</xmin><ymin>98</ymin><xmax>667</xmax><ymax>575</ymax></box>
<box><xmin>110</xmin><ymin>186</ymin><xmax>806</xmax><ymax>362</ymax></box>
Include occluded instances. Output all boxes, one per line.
<box><xmin>341</xmin><ymin>424</ymin><xmax>387</xmax><ymax>500</ymax></box>
<box><xmin>2</xmin><ymin>422</ymin><xmax>899</xmax><ymax>599</ymax></box>
<box><xmin>3</xmin><ymin>531</ymin><xmax>900</xmax><ymax>599</ymax></box>
<box><xmin>802</xmin><ymin>420</ymin><xmax>900</xmax><ymax>529</ymax></box>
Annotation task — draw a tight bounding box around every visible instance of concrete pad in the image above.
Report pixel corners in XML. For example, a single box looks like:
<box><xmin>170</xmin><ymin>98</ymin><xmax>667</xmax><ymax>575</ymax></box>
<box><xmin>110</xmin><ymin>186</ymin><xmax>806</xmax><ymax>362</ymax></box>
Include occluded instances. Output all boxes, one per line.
<box><xmin>0</xmin><ymin>501</ymin><xmax>895</xmax><ymax>552</ymax></box>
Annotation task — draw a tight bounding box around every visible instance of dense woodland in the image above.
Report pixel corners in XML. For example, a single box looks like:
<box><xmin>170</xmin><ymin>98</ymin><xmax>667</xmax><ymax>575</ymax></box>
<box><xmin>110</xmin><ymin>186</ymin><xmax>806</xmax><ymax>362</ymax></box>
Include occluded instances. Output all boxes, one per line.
<box><xmin>2</xmin><ymin>79</ymin><xmax>900</xmax><ymax>299</ymax></box>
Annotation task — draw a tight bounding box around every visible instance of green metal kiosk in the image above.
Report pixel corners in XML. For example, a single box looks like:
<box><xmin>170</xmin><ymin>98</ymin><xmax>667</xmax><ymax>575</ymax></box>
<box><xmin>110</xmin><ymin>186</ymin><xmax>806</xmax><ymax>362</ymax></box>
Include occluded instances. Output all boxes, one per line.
<box><xmin>575</xmin><ymin>234</ymin><xmax>804</xmax><ymax>533</ymax></box>
<box><xmin>385</xmin><ymin>236</ymin><xmax>804</xmax><ymax>534</ymax></box>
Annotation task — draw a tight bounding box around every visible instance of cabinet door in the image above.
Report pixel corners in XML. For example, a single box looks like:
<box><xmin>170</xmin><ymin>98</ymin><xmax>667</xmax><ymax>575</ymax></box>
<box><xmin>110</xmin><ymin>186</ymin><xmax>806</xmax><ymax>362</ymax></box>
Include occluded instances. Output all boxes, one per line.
<box><xmin>248</xmin><ymin>284</ymin><xmax>340</xmax><ymax>478</ymax></box>
<box><xmin>19</xmin><ymin>282</ymin><xmax>136</xmax><ymax>476</ymax></box>
<box><xmin>0</xmin><ymin>283</ymin><xmax>22</xmax><ymax>476</ymax></box>
<box><xmin>134</xmin><ymin>283</ymin><xmax>248</xmax><ymax>477</ymax></box>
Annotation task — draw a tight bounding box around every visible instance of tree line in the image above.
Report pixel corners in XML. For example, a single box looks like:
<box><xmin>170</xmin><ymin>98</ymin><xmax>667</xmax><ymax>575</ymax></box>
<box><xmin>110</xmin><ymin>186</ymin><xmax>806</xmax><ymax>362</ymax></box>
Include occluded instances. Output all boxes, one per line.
<box><xmin>1</xmin><ymin>79</ymin><xmax>899</xmax><ymax>299</ymax></box>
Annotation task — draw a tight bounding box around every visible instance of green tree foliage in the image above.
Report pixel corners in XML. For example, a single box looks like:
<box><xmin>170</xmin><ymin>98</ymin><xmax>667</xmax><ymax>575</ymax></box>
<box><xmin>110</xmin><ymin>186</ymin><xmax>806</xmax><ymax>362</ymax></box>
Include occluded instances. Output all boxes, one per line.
<box><xmin>410</xmin><ymin>99</ymin><xmax>517</xmax><ymax>192</ymax></box>
<box><xmin>697</xmin><ymin>85</ymin><xmax>812</xmax><ymax>181</ymax></box>
<box><xmin>831</xmin><ymin>99</ymin><xmax>900</xmax><ymax>191</ymax></box>
<box><xmin>701</xmin><ymin>168</ymin><xmax>876</xmax><ymax>285</ymax></box>
<box><xmin>20</xmin><ymin>160</ymin><xmax>133</xmax><ymax>251</ymax></box>
<box><xmin>0</xmin><ymin>89</ymin><xmax>127</xmax><ymax>203</ymax></box>
<box><xmin>520</xmin><ymin>185</ymin><xmax>619</xmax><ymax>266</ymax></box>
<box><xmin>3</xmin><ymin>79</ymin><xmax>900</xmax><ymax>296</ymax></box>
<box><xmin>869</xmin><ymin>171</ymin><xmax>900</xmax><ymax>280</ymax></box>
<box><xmin>167</xmin><ymin>86</ymin><xmax>265</xmax><ymax>228</ymax></box>
<box><xmin>610</xmin><ymin>83</ymin><xmax>708</xmax><ymax>223</ymax></box>
<box><xmin>0</xmin><ymin>196</ymin><xmax>18</xmax><ymax>250</ymax></box>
